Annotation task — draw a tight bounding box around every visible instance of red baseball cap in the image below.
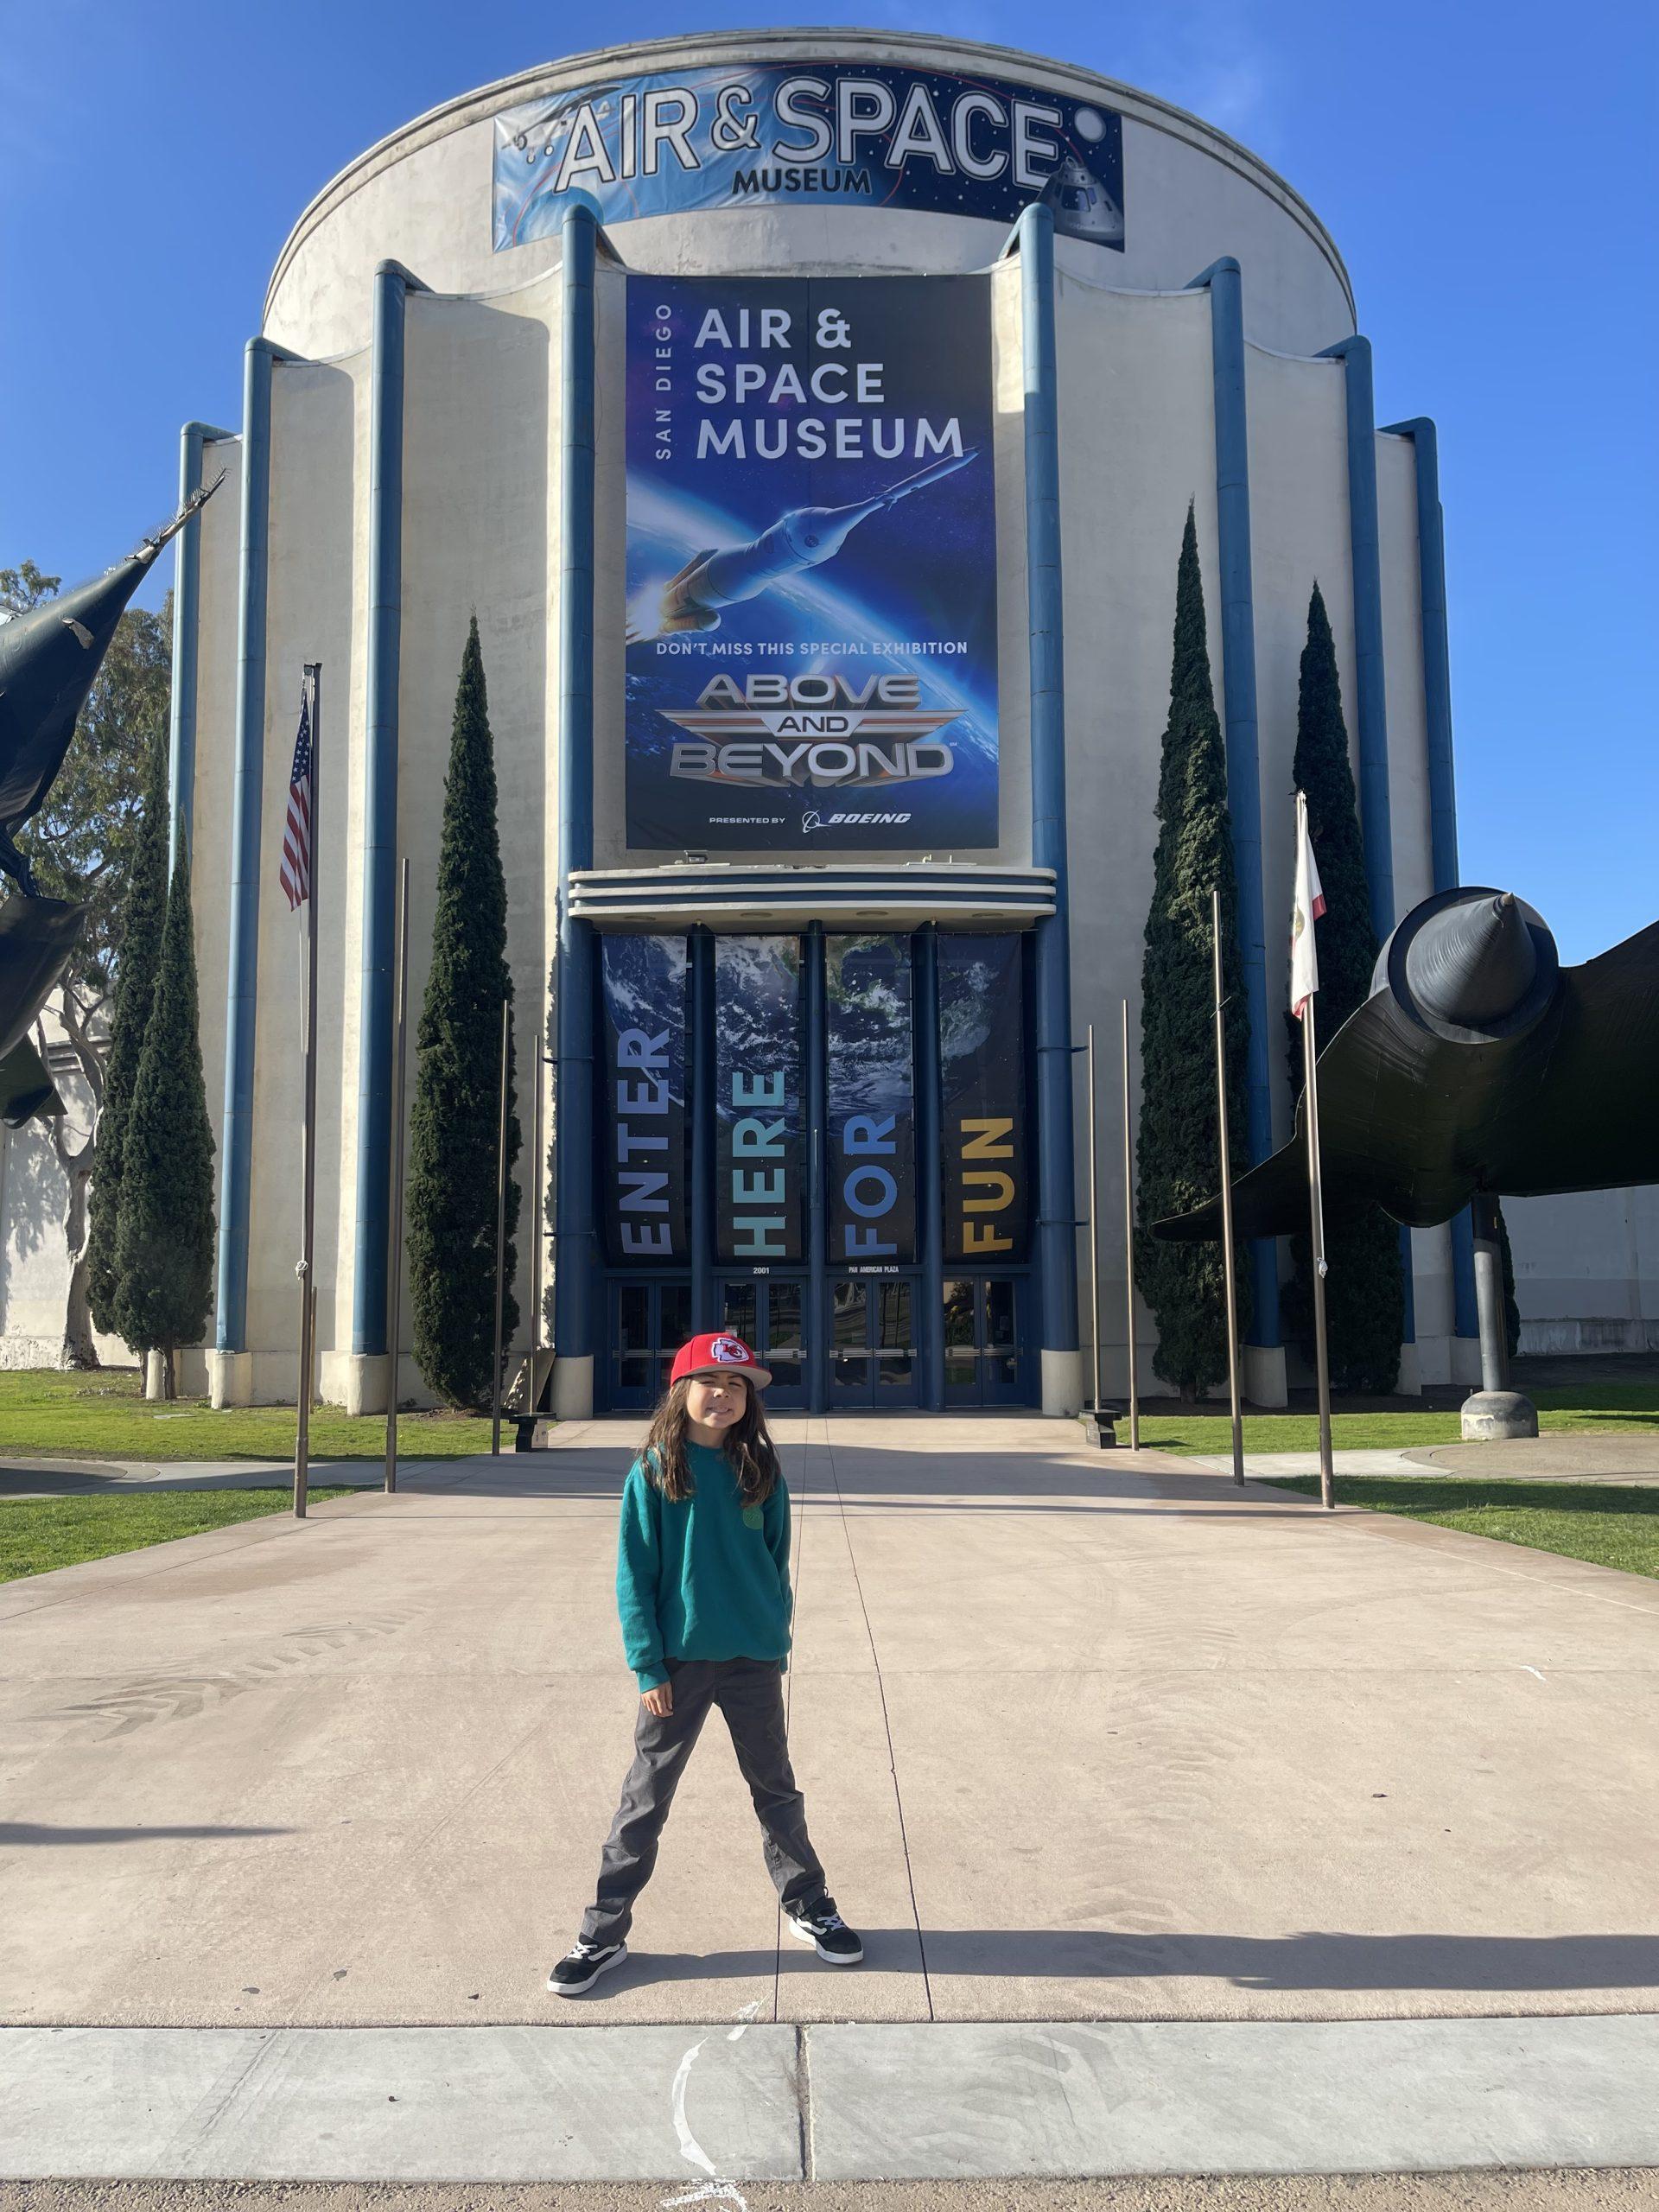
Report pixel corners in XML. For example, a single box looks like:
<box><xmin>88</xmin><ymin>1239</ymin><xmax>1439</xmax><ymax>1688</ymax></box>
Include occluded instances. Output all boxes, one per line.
<box><xmin>671</xmin><ymin>1332</ymin><xmax>772</xmax><ymax>1392</ymax></box>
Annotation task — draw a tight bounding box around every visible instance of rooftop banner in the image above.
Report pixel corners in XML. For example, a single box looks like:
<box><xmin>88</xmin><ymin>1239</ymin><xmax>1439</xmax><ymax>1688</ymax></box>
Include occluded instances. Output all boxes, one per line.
<box><xmin>624</xmin><ymin>273</ymin><xmax>999</xmax><ymax>851</ymax></box>
<box><xmin>493</xmin><ymin>63</ymin><xmax>1124</xmax><ymax>250</ymax></box>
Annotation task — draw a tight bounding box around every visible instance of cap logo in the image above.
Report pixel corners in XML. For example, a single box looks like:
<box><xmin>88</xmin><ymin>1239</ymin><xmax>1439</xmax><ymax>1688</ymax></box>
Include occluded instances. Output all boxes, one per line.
<box><xmin>710</xmin><ymin>1336</ymin><xmax>748</xmax><ymax>1364</ymax></box>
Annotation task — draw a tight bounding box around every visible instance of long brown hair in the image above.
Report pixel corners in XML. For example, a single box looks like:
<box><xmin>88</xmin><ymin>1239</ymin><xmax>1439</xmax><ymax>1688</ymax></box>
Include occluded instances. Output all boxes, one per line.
<box><xmin>640</xmin><ymin>1374</ymin><xmax>779</xmax><ymax>1505</ymax></box>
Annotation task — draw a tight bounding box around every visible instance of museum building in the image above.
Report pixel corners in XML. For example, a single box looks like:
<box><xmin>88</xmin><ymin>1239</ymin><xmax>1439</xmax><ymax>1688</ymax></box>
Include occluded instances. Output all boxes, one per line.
<box><xmin>166</xmin><ymin>30</ymin><xmax>1487</xmax><ymax>1420</ymax></box>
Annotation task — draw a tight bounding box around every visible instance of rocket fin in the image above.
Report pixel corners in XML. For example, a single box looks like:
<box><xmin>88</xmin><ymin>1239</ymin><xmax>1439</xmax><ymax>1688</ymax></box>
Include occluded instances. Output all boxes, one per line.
<box><xmin>664</xmin><ymin>550</ymin><xmax>715</xmax><ymax>588</ymax></box>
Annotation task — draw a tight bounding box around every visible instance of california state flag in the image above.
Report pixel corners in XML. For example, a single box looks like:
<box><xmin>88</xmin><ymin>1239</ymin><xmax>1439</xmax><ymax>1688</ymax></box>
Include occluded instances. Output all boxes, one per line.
<box><xmin>1290</xmin><ymin>789</ymin><xmax>1327</xmax><ymax>1019</ymax></box>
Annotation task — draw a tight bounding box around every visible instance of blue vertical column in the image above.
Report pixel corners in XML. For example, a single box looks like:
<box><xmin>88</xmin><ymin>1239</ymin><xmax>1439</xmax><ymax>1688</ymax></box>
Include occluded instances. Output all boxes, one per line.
<box><xmin>214</xmin><ymin>339</ymin><xmax>294</xmax><ymax>1357</ymax></box>
<box><xmin>552</xmin><ymin>200</ymin><xmax>601</xmax><ymax>1384</ymax></box>
<box><xmin>1185</xmin><ymin>258</ymin><xmax>1280</xmax><ymax>1358</ymax></box>
<box><xmin>351</xmin><ymin>262</ymin><xmax>423</xmax><ymax>1363</ymax></box>
<box><xmin>690</xmin><ymin>928</ymin><xmax>715</xmax><ymax>1328</ymax></box>
<box><xmin>913</xmin><ymin>925</ymin><xmax>945</xmax><ymax>1412</ymax></box>
<box><xmin>804</xmin><ymin>923</ymin><xmax>828</xmax><ymax>1414</ymax></box>
<box><xmin>168</xmin><ymin>420</ymin><xmax>232</xmax><ymax>870</ymax></box>
<box><xmin>1318</xmin><ymin>337</ymin><xmax>1395</xmax><ymax>938</ymax></box>
<box><xmin>1381</xmin><ymin>414</ymin><xmax>1478</xmax><ymax>1345</ymax></box>
<box><xmin>1320</xmin><ymin>337</ymin><xmax>1414</xmax><ymax>1345</ymax></box>
<box><xmin>1015</xmin><ymin>204</ymin><xmax>1080</xmax><ymax>1409</ymax></box>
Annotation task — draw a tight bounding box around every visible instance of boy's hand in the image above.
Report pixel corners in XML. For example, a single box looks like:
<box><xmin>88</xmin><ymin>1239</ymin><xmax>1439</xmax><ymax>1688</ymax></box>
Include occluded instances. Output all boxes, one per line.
<box><xmin>641</xmin><ymin>1682</ymin><xmax>673</xmax><ymax>1717</ymax></box>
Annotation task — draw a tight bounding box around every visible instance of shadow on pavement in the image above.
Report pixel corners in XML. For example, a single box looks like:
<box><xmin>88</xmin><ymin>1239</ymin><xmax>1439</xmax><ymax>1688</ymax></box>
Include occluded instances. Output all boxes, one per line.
<box><xmin>588</xmin><ymin>1928</ymin><xmax>1659</xmax><ymax>1997</ymax></box>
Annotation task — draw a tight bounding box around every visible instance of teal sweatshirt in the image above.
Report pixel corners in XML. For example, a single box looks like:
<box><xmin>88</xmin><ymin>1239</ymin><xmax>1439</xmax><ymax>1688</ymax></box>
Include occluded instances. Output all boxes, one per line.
<box><xmin>616</xmin><ymin>1440</ymin><xmax>793</xmax><ymax>1692</ymax></box>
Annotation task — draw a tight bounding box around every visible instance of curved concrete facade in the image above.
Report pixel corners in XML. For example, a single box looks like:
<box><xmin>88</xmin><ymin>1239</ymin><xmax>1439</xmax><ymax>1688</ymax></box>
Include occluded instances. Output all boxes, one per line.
<box><xmin>165</xmin><ymin>33</ymin><xmax>1481</xmax><ymax>1419</ymax></box>
<box><xmin>266</xmin><ymin>33</ymin><xmax>1354</xmax><ymax>360</ymax></box>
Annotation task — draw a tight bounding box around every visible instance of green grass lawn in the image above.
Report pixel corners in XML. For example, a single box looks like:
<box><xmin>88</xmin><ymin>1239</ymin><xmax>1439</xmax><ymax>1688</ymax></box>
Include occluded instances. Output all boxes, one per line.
<box><xmin>0</xmin><ymin>1486</ymin><xmax>357</xmax><ymax>1584</ymax></box>
<box><xmin>1259</xmin><ymin>1473</ymin><xmax>1659</xmax><ymax>1582</ymax></box>
<box><xmin>1133</xmin><ymin>1383</ymin><xmax>1659</xmax><ymax>1459</ymax></box>
<box><xmin>0</xmin><ymin>1368</ymin><xmax>495</xmax><ymax>1463</ymax></box>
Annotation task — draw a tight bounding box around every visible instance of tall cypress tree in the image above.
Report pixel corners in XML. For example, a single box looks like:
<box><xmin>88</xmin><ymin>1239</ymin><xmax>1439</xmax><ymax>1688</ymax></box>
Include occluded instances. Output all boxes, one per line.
<box><xmin>86</xmin><ymin>721</ymin><xmax>170</xmax><ymax>1339</ymax></box>
<box><xmin>407</xmin><ymin>619</ymin><xmax>520</xmax><ymax>1409</ymax></box>
<box><xmin>1136</xmin><ymin>506</ymin><xmax>1252</xmax><ymax>1398</ymax></box>
<box><xmin>111</xmin><ymin>835</ymin><xmax>216</xmax><ymax>1394</ymax></box>
<box><xmin>1282</xmin><ymin>582</ymin><xmax>1403</xmax><ymax>1393</ymax></box>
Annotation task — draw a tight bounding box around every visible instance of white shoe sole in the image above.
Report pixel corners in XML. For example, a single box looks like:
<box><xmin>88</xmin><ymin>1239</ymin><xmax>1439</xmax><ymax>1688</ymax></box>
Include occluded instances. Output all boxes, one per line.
<box><xmin>548</xmin><ymin>1941</ymin><xmax>628</xmax><ymax>1995</ymax></box>
<box><xmin>788</xmin><ymin>1919</ymin><xmax>863</xmax><ymax>1964</ymax></box>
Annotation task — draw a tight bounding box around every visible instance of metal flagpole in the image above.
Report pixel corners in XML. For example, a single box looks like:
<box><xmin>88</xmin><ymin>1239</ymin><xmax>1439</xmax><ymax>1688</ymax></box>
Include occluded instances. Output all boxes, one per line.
<box><xmin>1120</xmin><ymin>998</ymin><xmax>1139</xmax><ymax>1451</ymax></box>
<box><xmin>531</xmin><ymin>1015</ymin><xmax>543</xmax><ymax>1367</ymax></box>
<box><xmin>1086</xmin><ymin>1022</ymin><xmax>1102</xmax><ymax>1413</ymax></box>
<box><xmin>1305</xmin><ymin>992</ymin><xmax>1336</xmax><ymax>1507</ymax></box>
<box><xmin>385</xmin><ymin>856</ymin><xmax>410</xmax><ymax>1494</ymax></box>
<box><xmin>294</xmin><ymin>663</ymin><xmax>321</xmax><ymax>1521</ymax></box>
<box><xmin>1211</xmin><ymin>887</ymin><xmax>1245</xmax><ymax>1486</ymax></box>
<box><xmin>491</xmin><ymin>996</ymin><xmax>511</xmax><ymax>1456</ymax></box>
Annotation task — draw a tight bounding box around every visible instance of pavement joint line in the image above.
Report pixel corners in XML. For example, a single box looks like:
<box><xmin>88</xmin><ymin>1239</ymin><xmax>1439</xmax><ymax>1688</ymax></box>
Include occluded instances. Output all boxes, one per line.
<box><xmin>797</xmin><ymin>2018</ymin><xmax>813</xmax><ymax>2183</ymax></box>
<box><xmin>820</xmin><ymin>1423</ymin><xmax>935</xmax><ymax>2025</ymax></box>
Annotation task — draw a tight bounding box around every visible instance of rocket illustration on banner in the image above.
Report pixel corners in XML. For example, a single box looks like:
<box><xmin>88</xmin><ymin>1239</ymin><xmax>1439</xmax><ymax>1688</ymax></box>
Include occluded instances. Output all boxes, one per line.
<box><xmin>631</xmin><ymin>448</ymin><xmax>980</xmax><ymax>642</ymax></box>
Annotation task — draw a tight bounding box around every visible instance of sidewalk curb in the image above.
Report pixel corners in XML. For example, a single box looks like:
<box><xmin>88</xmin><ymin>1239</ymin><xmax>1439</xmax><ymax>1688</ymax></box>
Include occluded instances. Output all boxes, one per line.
<box><xmin>3</xmin><ymin>2015</ymin><xmax>1656</xmax><ymax>2183</ymax></box>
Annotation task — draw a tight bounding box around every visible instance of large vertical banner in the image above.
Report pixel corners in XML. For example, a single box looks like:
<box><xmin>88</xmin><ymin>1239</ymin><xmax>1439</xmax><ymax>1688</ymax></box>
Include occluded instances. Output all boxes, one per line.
<box><xmin>601</xmin><ymin>935</ymin><xmax>690</xmax><ymax>1264</ymax></box>
<box><xmin>938</xmin><ymin>935</ymin><xmax>1028</xmax><ymax>1264</ymax></box>
<box><xmin>625</xmin><ymin>275</ymin><xmax>998</xmax><ymax>851</ymax></box>
<box><xmin>826</xmin><ymin>936</ymin><xmax>914</xmax><ymax>1265</ymax></box>
<box><xmin>715</xmin><ymin>937</ymin><xmax>804</xmax><ymax>1262</ymax></box>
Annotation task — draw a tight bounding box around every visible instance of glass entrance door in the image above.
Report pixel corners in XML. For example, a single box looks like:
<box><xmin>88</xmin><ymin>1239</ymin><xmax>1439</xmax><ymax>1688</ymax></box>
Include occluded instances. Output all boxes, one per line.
<box><xmin>716</xmin><ymin>1279</ymin><xmax>806</xmax><ymax>1408</ymax></box>
<box><xmin>607</xmin><ymin>1281</ymin><xmax>692</xmax><ymax>1412</ymax></box>
<box><xmin>943</xmin><ymin>1278</ymin><xmax>1026</xmax><ymax>1406</ymax></box>
<box><xmin>830</xmin><ymin>1277</ymin><xmax>919</xmax><ymax>1408</ymax></box>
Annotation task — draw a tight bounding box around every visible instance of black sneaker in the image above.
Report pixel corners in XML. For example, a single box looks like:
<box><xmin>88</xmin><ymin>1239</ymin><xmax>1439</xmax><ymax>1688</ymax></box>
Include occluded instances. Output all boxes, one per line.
<box><xmin>785</xmin><ymin>1895</ymin><xmax>862</xmax><ymax>1964</ymax></box>
<box><xmin>547</xmin><ymin>1939</ymin><xmax>627</xmax><ymax>1995</ymax></box>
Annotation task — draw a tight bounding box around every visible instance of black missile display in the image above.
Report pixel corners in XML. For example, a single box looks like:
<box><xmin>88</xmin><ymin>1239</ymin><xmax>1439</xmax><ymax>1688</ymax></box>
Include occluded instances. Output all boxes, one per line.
<box><xmin>633</xmin><ymin>447</ymin><xmax>979</xmax><ymax>641</ymax></box>
<box><xmin>1154</xmin><ymin>885</ymin><xmax>1659</xmax><ymax>1244</ymax></box>
<box><xmin>0</xmin><ymin>474</ymin><xmax>221</xmax><ymax>893</ymax></box>
<box><xmin>0</xmin><ymin>479</ymin><xmax>220</xmax><ymax>1124</ymax></box>
<box><xmin>0</xmin><ymin>898</ymin><xmax>86</xmax><ymax>1125</ymax></box>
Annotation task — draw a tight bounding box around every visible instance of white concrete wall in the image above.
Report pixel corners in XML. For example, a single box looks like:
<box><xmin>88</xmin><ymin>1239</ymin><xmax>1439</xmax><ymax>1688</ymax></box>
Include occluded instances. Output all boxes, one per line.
<box><xmin>1055</xmin><ymin>271</ymin><xmax>1217</xmax><ymax>1395</ymax></box>
<box><xmin>0</xmin><ymin>1043</ymin><xmax>119</xmax><ymax>1370</ymax></box>
<box><xmin>264</xmin><ymin>34</ymin><xmax>1352</xmax><ymax>360</ymax></box>
<box><xmin>189</xmin><ymin>432</ymin><xmax>245</xmax><ymax>1224</ymax></box>
<box><xmin>1247</xmin><ymin>344</ymin><xmax>1354</xmax><ymax>1154</ymax></box>
<box><xmin>1508</xmin><ymin>1187</ymin><xmax>1659</xmax><ymax>1356</ymax></box>
<box><xmin>389</xmin><ymin>279</ymin><xmax>558</xmax><ymax>1388</ymax></box>
<box><xmin>242</xmin><ymin>359</ymin><xmax>361</xmax><ymax>1402</ymax></box>
<box><xmin>1374</xmin><ymin>425</ymin><xmax>1458</xmax><ymax>1382</ymax></box>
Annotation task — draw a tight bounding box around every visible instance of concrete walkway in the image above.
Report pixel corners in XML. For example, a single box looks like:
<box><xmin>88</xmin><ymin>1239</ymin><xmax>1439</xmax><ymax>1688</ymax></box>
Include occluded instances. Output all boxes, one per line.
<box><xmin>3</xmin><ymin>1414</ymin><xmax>1657</xmax><ymax>2180</ymax></box>
<box><xmin>0</xmin><ymin>1455</ymin><xmax>416</xmax><ymax>1497</ymax></box>
<box><xmin>1186</xmin><ymin>1431</ymin><xmax>1659</xmax><ymax>1485</ymax></box>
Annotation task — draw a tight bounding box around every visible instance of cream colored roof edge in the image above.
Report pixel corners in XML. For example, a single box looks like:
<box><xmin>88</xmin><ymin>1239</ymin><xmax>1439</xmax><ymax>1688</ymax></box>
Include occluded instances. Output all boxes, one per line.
<box><xmin>264</xmin><ymin>28</ymin><xmax>1354</xmax><ymax>326</ymax></box>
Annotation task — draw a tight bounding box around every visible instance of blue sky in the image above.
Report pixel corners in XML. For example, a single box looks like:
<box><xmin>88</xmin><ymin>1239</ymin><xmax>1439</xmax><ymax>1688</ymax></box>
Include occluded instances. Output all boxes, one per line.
<box><xmin>3</xmin><ymin>0</ymin><xmax>1652</xmax><ymax>959</ymax></box>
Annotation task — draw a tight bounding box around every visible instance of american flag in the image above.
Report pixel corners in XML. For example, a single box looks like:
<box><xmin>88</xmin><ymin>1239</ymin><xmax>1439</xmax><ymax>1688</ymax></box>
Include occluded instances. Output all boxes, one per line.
<box><xmin>279</xmin><ymin>675</ymin><xmax>315</xmax><ymax>910</ymax></box>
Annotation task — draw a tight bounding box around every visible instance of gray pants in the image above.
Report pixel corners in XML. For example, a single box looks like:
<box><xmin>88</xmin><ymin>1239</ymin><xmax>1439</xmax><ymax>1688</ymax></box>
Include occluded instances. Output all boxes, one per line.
<box><xmin>581</xmin><ymin>1656</ymin><xmax>826</xmax><ymax>1946</ymax></box>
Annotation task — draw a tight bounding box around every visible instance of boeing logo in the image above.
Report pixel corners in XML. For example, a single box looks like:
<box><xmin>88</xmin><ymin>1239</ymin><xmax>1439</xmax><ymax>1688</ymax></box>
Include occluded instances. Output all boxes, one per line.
<box><xmin>802</xmin><ymin>808</ymin><xmax>913</xmax><ymax>832</ymax></box>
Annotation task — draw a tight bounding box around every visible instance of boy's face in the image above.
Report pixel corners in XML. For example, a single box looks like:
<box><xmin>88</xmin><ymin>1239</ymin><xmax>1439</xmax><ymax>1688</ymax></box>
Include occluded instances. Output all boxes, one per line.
<box><xmin>686</xmin><ymin>1372</ymin><xmax>747</xmax><ymax>1431</ymax></box>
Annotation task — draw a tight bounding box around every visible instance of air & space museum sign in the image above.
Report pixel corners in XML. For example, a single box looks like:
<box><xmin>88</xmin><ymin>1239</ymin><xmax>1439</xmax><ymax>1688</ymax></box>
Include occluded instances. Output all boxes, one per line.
<box><xmin>624</xmin><ymin>275</ymin><xmax>1000</xmax><ymax>850</ymax></box>
<box><xmin>493</xmin><ymin>63</ymin><xmax>1124</xmax><ymax>248</ymax></box>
